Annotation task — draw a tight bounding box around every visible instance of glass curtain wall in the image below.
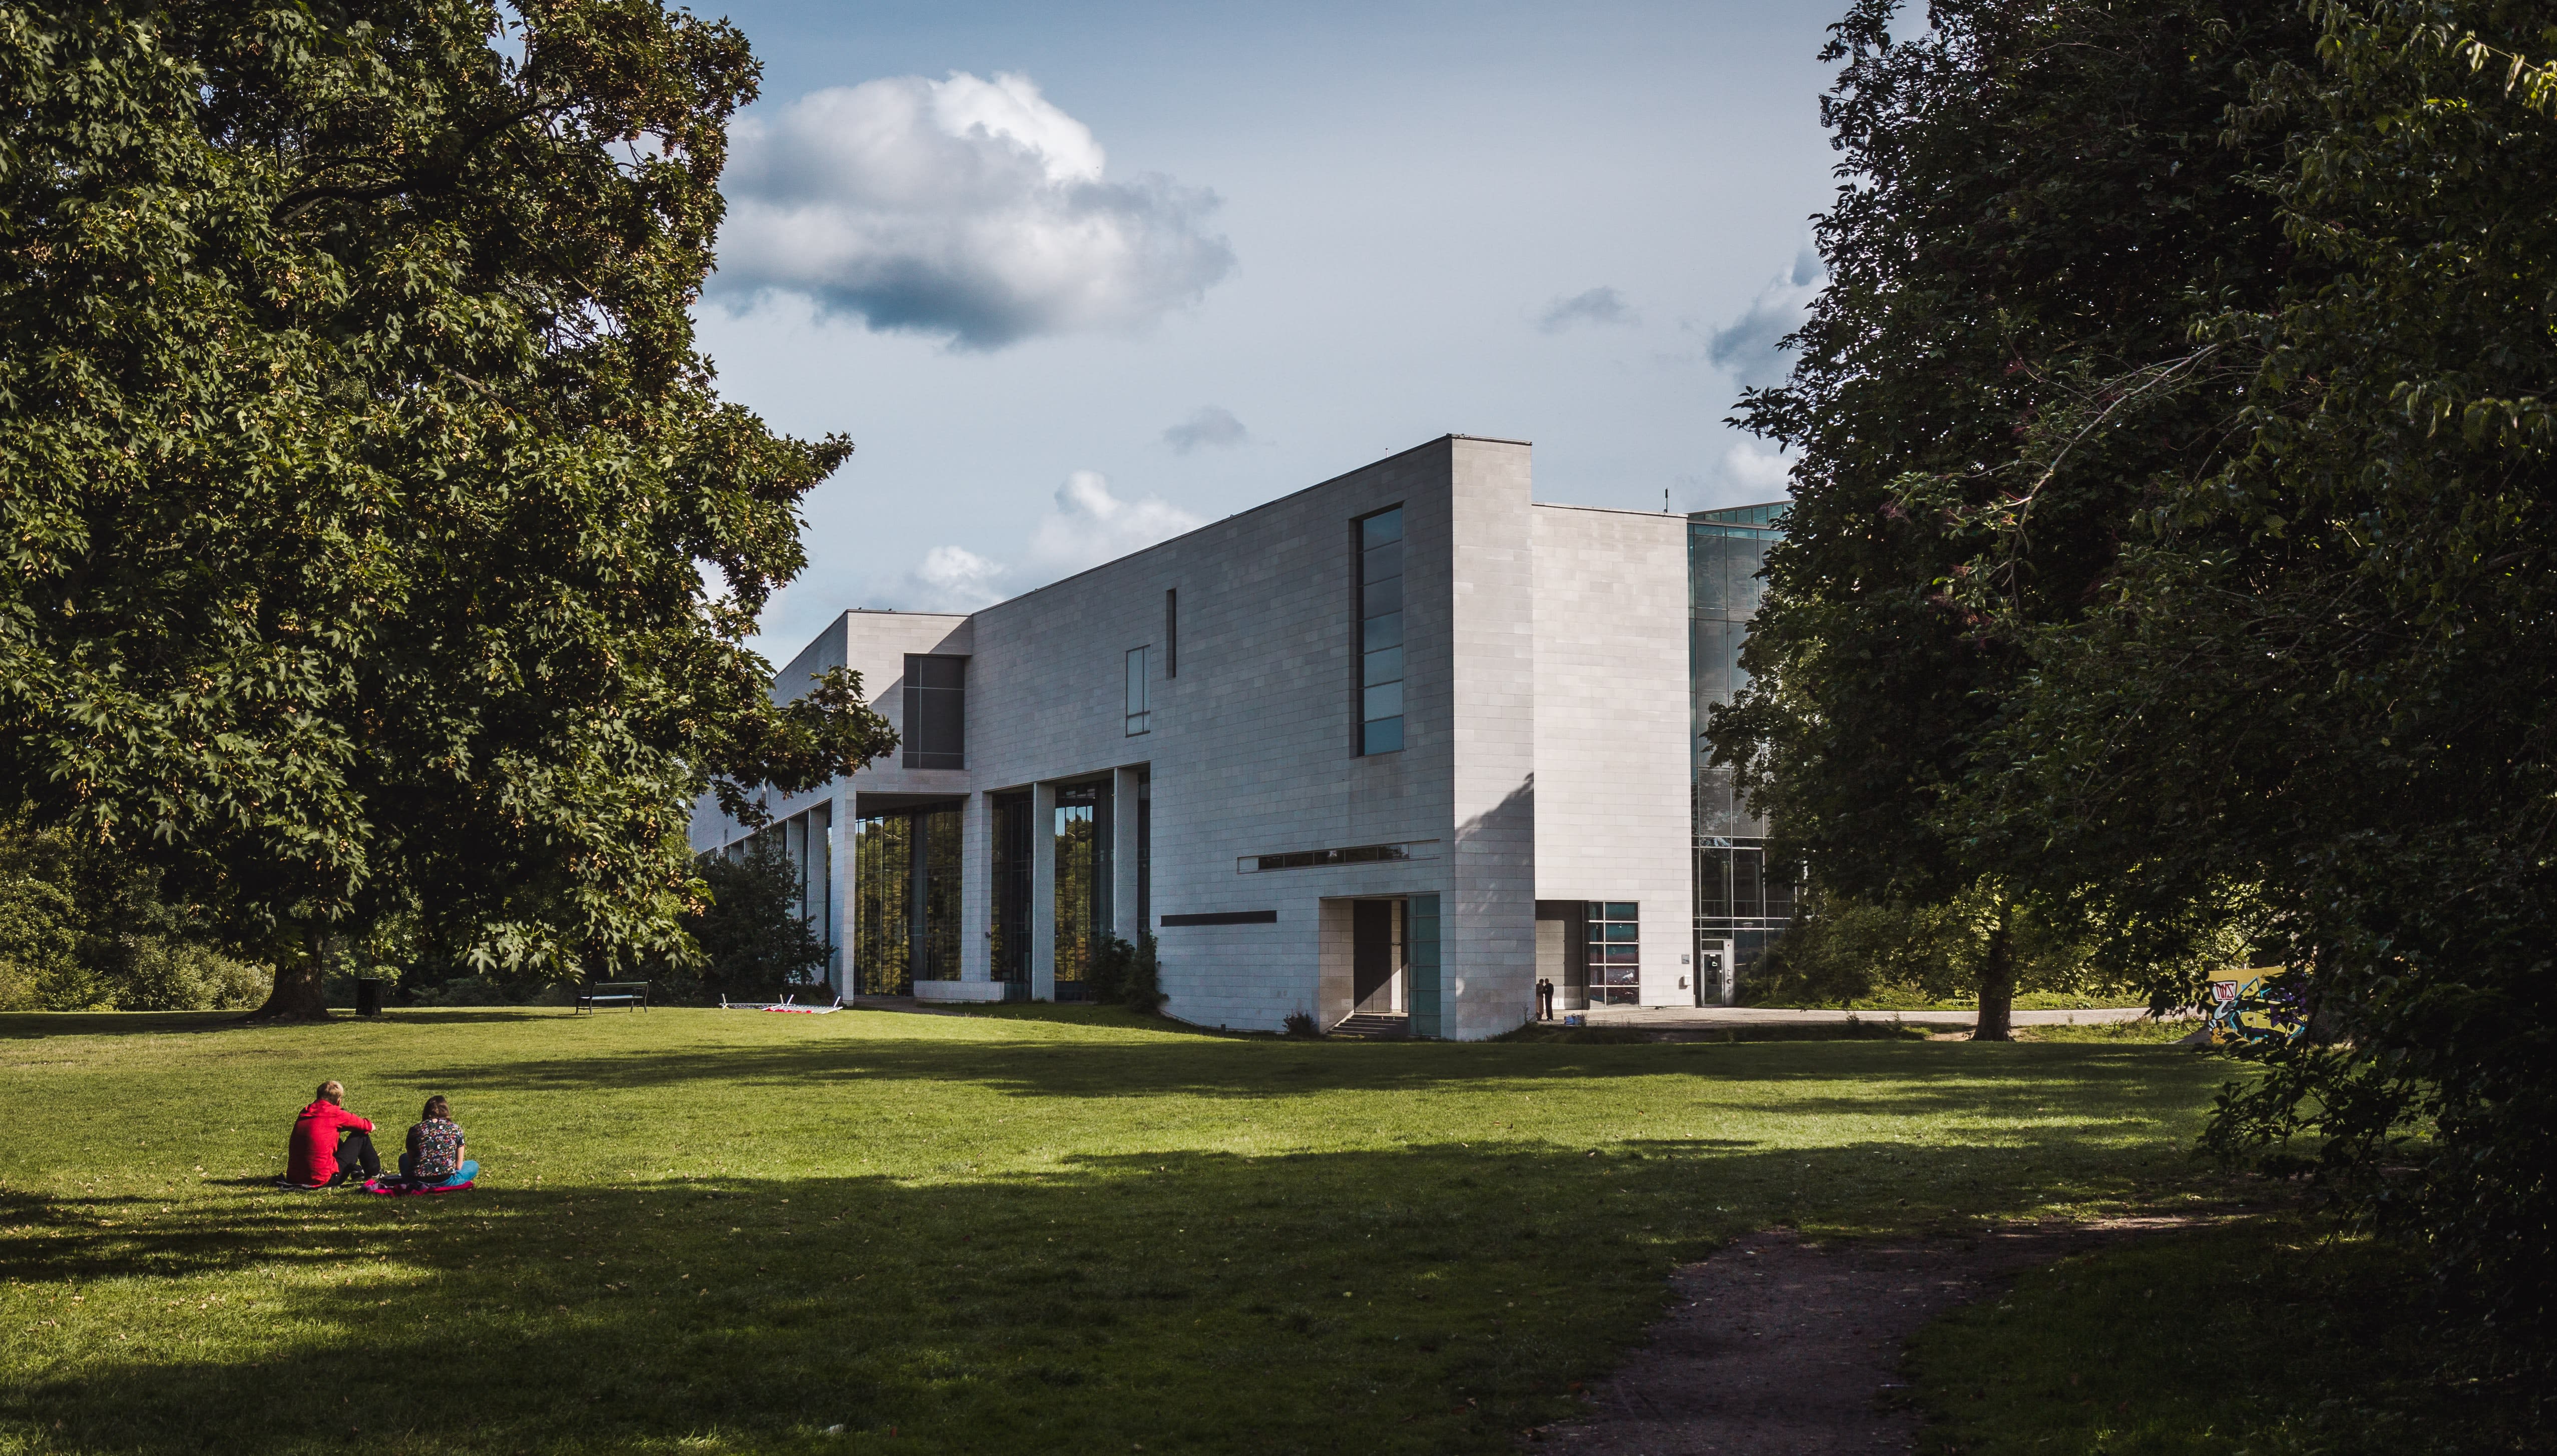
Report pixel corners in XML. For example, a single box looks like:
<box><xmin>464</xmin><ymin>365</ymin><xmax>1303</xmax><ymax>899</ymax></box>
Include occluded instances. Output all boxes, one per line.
<box><xmin>851</xmin><ymin>813</ymin><xmax>913</xmax><ymax>995</ymax></box>
<box><xmin>1357</xmin><ymin>507</ymin><xmax>1406</xmax><ymax>754</ymax></box>
<box><xmin>991</xmin><ymin>792</ymin><xmax>1033</xmax><ymax>987</ymax></box>
<box><xmin>849</xmin><ymin>804</ymin><xmax>962</xmax><ymax>996</ymax></box>
<box><xmin>1586</xmin><ymin>901</ymin><xmax>1640</xmax><ymax>1005</ymax></box>
<box><xmin>1690</xmin><ymin>503</ymin><xmax>1795</xmax><ymax>987</ymax></box>
<box><xmin>1052</xmin><ymin>780</ymin><xmax>1112</xmax><ymax>1002</ymax></box>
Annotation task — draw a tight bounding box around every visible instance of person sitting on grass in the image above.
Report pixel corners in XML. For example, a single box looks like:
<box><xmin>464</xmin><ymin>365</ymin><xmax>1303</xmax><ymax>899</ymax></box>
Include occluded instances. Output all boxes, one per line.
<box><xmin>398</xmin><ymin>1095</ymin><xmax>478</xmax><ymax>1187</ymax></box>
<box><xmin>285</xmin><ymin>1080</ymin><xmax>379</xmax><ymax>1189</ymax></box>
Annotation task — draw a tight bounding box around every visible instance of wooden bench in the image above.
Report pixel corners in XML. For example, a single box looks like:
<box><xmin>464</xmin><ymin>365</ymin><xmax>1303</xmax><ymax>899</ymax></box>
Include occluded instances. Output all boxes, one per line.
<box><xmin>575</xmin><ymin>981</ymin><xmax>650</xmax><ymax>1014</ymax></box>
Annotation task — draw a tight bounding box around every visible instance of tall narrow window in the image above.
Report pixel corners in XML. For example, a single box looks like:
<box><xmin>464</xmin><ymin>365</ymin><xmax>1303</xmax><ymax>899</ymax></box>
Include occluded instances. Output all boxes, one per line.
<box><xmin>1125</xmin><ymin>645</ymin><xmax>1150</xmax><ymax>735</ymax></box>
<box><xmin>991</xmin><ymin>791</ymin><xmax>1033</xmax><ymax>986</ymax></box>
<box><xmin>902</xmin><ymin>655</ymin><xmax>966</xmax><ymax>769</ymax></box>
<box><xmin>1356</xmin><ymin>506</ymin><xmax>1405</xmax><ymax>754</ymax></box>
<box><xmin>1053</xmin><ymin>780</ymin><xmax>1111</xmax><ymax>1003</ymax></box>
<box><xmin>1165</xmin><ymin>588</ymin><xmax>1179</xmax><ymax>678</ymax></box>
<box><xmin>1587</xmin><ymin>901</ymin><xmax>1640</xmax><ymax>1006</ymax></box>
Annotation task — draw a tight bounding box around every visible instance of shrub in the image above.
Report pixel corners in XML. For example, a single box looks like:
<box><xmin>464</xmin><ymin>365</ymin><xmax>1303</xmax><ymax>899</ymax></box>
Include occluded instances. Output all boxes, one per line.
<box><xmin>1283</xmin><ymin>1011</ymin><xmax>1322</xmax><ymax>1039</ymax></box>
<box><xmin>1088</xmin><ymin>933</ymin><xmax>1166</xmax><ymax>1013</ymax></box>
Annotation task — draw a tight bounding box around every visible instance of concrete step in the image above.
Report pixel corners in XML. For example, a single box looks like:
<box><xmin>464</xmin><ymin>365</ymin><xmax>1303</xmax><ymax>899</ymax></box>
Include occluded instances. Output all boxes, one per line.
<box><xmin>1330</xmin><ymin>1013</ymin><xmax>1411</xmax><ymax>1040</ymax></box>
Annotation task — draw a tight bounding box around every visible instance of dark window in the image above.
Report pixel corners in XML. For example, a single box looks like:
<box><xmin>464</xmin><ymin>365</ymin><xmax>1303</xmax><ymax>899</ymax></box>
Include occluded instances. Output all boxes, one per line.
<box><xmin>1126</xmin><ymin>645</ymin><xmax>1150</xmax><ymax>735</ymax></box>
<box><xmin>1586</xmin><ymin>901</ymin><xmax>1640</xmax><ymax>1005</ymax></box>
<box><xmin>1357</xmin><ymin>507</ymin><xmax>1406</xmax><ymax>755</ymax></box>
<box><xmin>902</xmin><ymin>655</ymin><xmax>966</xmax><ymax>769</ymax></box>
<box><xmin>1054</xmin><ymin>780</ymin><xmax>1111</xmax><ymax>1002</ymax></box>
<box><xmin>991</xmin><ymin>791</ymin><xmax>1032</xmax><ymax>984</ymax></box>
<box><xmin>1165</xmin><ymin>588</ymin><xmax>1179</xmax><ymax>678</ymax></box>
<box><xmin>1136</xmin><ymin>769</ymin><xmax>1152</xmax><ymax>934</ymax></box>
<box><xmin>851</xmin><ymin>802</ymin><xmax>962</xmax><ymax>995</ymax></box>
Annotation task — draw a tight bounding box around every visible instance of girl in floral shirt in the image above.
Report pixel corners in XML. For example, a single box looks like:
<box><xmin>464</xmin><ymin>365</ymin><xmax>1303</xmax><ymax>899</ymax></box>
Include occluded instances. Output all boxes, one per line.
<box><xmin>399</xmin><ymin>1095</ymin><xmax>479</xmax><ymax>1186</ymax></box>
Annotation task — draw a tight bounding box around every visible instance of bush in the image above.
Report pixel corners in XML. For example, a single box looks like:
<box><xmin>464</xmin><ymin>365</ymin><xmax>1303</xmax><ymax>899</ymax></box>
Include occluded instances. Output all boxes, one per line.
<box><xmin>0</xmin><ymin>813</ymin><xmax>272</xmax><ymax>1011</ymax></box>
<box><xmin>664</xmin><ymin>849</ymin><xmax>829</xmax><ymax>1004</ymax></box>
<box><xmin>1087</xmin><ymin>933</ymin><xmax>1165</xmax><ymax>1013</ymax></box>
<box><xmin>1283</xmin><ymin>1011</ymin><xmax>1322</xmax><ymax>1039</ymax></box>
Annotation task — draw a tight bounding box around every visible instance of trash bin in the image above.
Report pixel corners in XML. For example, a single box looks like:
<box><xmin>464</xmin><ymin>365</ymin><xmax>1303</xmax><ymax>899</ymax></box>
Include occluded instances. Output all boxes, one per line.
<box><xmin>355</xmin><ymin>978</ymin><xmax>385</xmax><ymax>1018</ymax></box>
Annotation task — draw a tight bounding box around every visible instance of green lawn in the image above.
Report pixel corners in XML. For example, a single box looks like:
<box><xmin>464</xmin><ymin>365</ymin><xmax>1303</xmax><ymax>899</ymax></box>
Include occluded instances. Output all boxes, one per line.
<box><xmin>1</xmin><ymin>1005</ymin><xmax>2235</xmax><ymax>1454</ymax></box>
<box><xmin>1906</xmin><ymin>1218</ymin><xmax>2543</xmax><ymax>1454</ymax></box>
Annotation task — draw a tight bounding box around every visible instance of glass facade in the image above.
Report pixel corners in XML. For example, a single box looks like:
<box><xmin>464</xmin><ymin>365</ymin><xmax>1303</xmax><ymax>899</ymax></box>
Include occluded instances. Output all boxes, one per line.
<box><xmin>902</xmin><ymin>655</ymin><xmax>967</xmax><ymax>769</ymax></box>
<box><xmin>850</xmin><ymin>803</ymin><xmax>961</xmax><ymax>995</ymax></box>
<box><xmin>1052</xmin><ymin>779</ymin><xmax>1112</xmax><ymax>1002</ymax></box>
<box><xmin>1126</xmin><ymin>645</ymin><xmax>1150</xmax><ymax>735</ymax></box>
<box><xmin>1690</xmin><ymin>503</ymin><xmax>1795</xmax><ymax>988</ymax></box>
<box><xmin>1587</xmin><ymin>901</ymin><xmax>1640</xmax><ymax>1006</ymax></box>
<box><xmin>991</xmin><ymin>790</ymin><xmax>1033</xmax><ymax>986</ymax></box>
<box><xmin>1357</xmin><ymin>507</ymin><xmax>1406</xmax><ymax>754</ymax></box>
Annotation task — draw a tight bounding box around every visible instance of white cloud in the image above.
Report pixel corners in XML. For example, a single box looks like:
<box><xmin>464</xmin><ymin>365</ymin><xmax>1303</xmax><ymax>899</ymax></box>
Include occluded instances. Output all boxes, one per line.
<box><xmin>899</xmin><ymin>545</ymin><xmax>1009</xmax><ymax>613</ymax></box>
<box><xmin>711</xmin><ymin>72</ymin><xmax>1236</xmax><ymax>349</ymax></box>
<box><xmin>1707</xmin><ymin>247</ymin><xmax>1825</xmax><ymax>388</ymax></box>
<box><xmin>1538</xmin><ymin>285</ymin><xmax>1636</xmax><ymax>333</ymax></box>
<box><xmin>887</xmin><ymin>470</ymin><xmax>1204</xmax><ymax>612</ymax></box>
<box><xmin>1162</xmin><ymin>405</ymin><xmax>1249</xmax><ymax>454</ymax></box>
<box><xmin>1028</xmin><ymin>470</ymin><xmax>1206</xmax><ymax>572</ymax></box>
<box><xmin>1717</xmin><ymin>438</ymin><xmax>1795</xmax><ymax>499</ymax></box>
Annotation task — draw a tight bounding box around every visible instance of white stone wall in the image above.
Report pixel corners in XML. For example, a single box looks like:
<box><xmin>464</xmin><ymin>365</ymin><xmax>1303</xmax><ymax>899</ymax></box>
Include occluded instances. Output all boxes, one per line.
<box><xmin>1530</xmin><ymin>503</ymin><xmax>1698</xmax><ymax>1005</ymax></box>
<box><xmin>959</xmin><ymin>437</ymin><xmax>1486</xmax><ymax>1032</ymax></box>
<box><xmin>1443</xmin><ymin>438</ymin><xmax>1539</xmax><ymax>1038</ymax></box>
<box><xmin>684</xmin><ymin>433</ymin><xmax>1682</xmax><ymax>1040</ymax></box>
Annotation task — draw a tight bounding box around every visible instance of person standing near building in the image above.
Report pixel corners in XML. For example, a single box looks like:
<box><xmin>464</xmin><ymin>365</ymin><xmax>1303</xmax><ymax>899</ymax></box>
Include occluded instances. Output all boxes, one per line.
<box><xmin>284</xmin><ymin>1080</ymin><xmax>379</xmax><ymax>1188</ymax></box>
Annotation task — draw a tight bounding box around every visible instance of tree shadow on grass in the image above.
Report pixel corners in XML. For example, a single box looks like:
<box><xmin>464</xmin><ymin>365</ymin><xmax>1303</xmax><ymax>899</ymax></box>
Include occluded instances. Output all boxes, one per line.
<box><xmin>1</xmin><ymin>1125</ymin><xmax>2245</xmax><ymax>1456</ymax></box>
<box><xmin>0</xmin><ymin>1010</ymin><xmax>575</xmax><ymax>1040</ymax></box>
<box><xmin>391</xmin><ymin>1034</ymin><xmax>2234</xmax><ymax>1126</ymax></box>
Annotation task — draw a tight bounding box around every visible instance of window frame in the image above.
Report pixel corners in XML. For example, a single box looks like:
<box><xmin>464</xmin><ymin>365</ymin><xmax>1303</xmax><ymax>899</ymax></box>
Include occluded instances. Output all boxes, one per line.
<box><xmin>900</xmin><ymin>654</ymin><xmax>967</xmax><ymax>770</ymax></box>
<box><xmin>1125</xmin><ymin>644</ymin><xmax>1151</xmax><ymax>736</ymax></box>
<box><xmin>1354</xmin><ymin>505</ymin><xmax>1407</xmax><ymax>756</ymax></box>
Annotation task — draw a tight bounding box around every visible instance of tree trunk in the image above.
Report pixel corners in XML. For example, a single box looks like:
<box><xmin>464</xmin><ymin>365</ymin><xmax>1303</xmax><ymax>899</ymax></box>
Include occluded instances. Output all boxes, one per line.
<box><xmin>248</xmin><ymin>926</ymin><xmax>334</xmax><ymax>1021</ymax></box>
<box><xmin>1973</xmin><ymin>901</ymin><xmax>2016</xmax><ymax>1042</ymax></box>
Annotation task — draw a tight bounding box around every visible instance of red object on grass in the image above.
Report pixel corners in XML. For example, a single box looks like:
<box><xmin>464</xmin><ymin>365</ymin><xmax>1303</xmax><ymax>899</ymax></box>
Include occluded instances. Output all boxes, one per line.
<box><xmin>286</xmin><ymin>1101</ymin><xmax>374</xmax><ymax>1185</ymax></box>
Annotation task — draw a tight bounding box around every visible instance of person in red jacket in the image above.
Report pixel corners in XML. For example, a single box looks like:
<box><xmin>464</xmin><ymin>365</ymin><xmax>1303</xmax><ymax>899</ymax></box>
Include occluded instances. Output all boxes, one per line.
<box><xmin>285</xmin><ymin>1080</ymin><xmax>381</xmax><ymax>1188</ymax></box>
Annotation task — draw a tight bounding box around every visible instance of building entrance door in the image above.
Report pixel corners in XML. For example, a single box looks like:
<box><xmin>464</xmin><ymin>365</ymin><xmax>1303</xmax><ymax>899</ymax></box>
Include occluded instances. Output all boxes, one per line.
<box><xmin>1696</xmin><ymin>938</ymin><xmax>1735</xmax><ymax>1007</ymax></box>
<box><xmin>1351</xmin><ymin>899</ymin><xmax>1406</xmax><ymax>1016</ymax></box>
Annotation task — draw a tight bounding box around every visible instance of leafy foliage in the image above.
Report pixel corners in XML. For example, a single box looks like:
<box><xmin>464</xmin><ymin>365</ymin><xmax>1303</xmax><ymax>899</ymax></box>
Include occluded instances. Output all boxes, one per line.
<box><xmin>1749</xmin><ymin>885</ymin><xmax>2149</xmax><ymax>1011</ymax></box>
<box><xmin>1088</xmin><ymin>932</ymin><xmax>1166</xmax><ymax>1014</ymax></box>
<box><xmin>1737</xmin><ymin>0</ymin><xmax>2557</xmax><ymax>1324</ymax></box>
<box><xmin>1986</xmin><ymin>0</ymin><xmax>2557</xmax><ymax>1325</ymax></box>
<box><xmin>0</xmin><ymin>814</ymin><xmax>270</xmax><ymax>1010</ymax></box>
<box><xmin>0</xmin><ymin>0</ymin><xmax>894</xmax><ymax>1016</ymax></box>
<box><xmin>1711</xmin><ymin>0</ymin><xmax>2315</xmax><ymax>1035</ymax></box>
<box><xmin>670</xmin><ymin>848</ymin><xmax>828</xmax><ymax>1003</ymax></box>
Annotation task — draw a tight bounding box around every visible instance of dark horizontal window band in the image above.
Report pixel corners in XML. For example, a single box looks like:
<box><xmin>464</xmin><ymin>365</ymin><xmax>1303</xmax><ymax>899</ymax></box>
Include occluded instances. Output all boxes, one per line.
<box><xmin>1240</xmin><ymin>839</ymin><xmax>1439</xmax><ymax>873</ymax></box>
<box><xmin>1160</xmin><ymin>910</ymin><xmax>1278</xmax><ymax>927</ymax></box>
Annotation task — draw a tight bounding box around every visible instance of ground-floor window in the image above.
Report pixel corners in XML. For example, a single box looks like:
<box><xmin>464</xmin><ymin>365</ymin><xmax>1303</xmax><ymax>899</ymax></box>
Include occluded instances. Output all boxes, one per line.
<box><xmin>851</xmin><ymin>803</ymin><xmax>962</xmax><ymax>996</ymax></box>
<box><xmin>1052</xmin><ymin>779</ymin><xmax>1112</xmax><ymax>1002</ymax></box>
<box><xmin>991</xmin><ymin>791</ymin><xmax>1034</xmax><ymax>986</ymax></box>
<box><xmin>1695</xmin><ymin>837</ymin><xmax>1795</xmax><ymax>989</ymax></box>
<box><xmin>1587</xmin><ymin>901</ymin><xmax>1639</xmax><ymax>1005</ymax></box>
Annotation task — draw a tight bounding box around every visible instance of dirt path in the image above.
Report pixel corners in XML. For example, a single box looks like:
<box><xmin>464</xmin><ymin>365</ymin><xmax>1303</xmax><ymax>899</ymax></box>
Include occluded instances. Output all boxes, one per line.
<box><xmin>1531</xmin><ymin>1223</ymin><xmax>2178</xmax><ymax>1454</ymax></box>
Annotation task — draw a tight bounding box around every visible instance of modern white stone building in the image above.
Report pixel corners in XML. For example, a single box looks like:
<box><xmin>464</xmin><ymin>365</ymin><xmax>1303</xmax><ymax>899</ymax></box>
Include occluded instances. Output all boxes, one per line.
<box><xmin>692</xmin><ymin>434</ymin><xmax>1781</xmax><ymax>1039</ymax></box>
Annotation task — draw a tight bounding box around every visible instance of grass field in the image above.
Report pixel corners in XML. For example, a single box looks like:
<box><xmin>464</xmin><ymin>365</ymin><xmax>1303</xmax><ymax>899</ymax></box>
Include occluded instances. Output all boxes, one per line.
<box><xmin>0</xmin><ymin>1005</ymin><xmax>2239</xmax><ymax>1454</ymax></box>
<box><xmin>1907</xmin><ymin>1218</ymin><xmax>2545</xmax><ymax>1454</ymax></box>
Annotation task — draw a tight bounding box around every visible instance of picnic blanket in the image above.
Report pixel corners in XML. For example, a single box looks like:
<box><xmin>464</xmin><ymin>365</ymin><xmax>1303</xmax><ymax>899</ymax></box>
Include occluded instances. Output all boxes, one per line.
<box><xmin>720</xmin><ymin>993</ymin><xmax>844</xmax><ymax>1014</ymax></box>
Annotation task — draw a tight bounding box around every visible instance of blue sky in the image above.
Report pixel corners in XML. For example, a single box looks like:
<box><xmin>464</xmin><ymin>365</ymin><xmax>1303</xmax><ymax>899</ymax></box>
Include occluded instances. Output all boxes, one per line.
<box><xmin>688</xmin><ymin>1</ymin><xmax>1842</xmax><ymax>658</ymax></box>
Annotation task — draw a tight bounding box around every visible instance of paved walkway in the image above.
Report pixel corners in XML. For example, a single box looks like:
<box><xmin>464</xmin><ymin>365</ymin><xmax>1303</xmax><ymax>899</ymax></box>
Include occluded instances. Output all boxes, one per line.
<box><xmin>1576</xmin><ymin>1004</ymin><xmax>2154</xmax><ymax>1029</ymax></box>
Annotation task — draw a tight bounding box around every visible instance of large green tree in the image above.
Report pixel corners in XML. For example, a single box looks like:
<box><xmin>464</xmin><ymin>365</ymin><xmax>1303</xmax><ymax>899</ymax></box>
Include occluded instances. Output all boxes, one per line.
<box><xmin>1958</xmin><ymin>0</ymin><xmax>2557</xmax><ymax>1322</ymax></box>
<box><xmin>0</xmin><ymin>0</ymin><xmax>894</xmax><ymax>1017</ymax></box>
<box><xmin>1713</xmin><ymin>0</ymin><xmax>2315</xmax><ymax>1037</ymax></box>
